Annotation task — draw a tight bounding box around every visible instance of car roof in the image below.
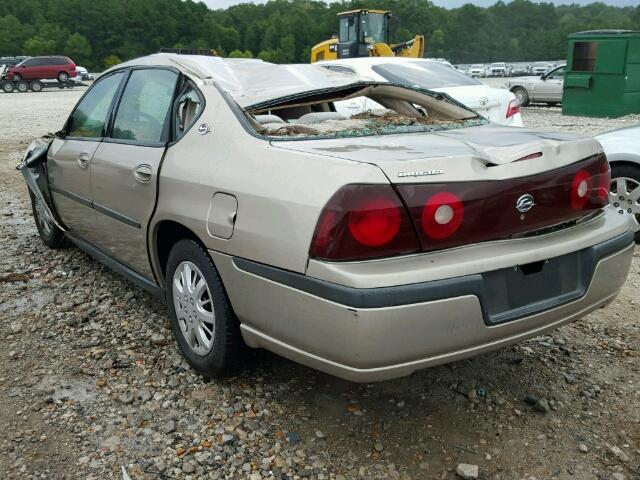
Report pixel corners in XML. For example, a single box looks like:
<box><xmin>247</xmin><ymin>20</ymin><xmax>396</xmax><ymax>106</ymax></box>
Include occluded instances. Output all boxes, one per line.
<box><xmin>105</xmin><ymin>53</ymin><xmax>363</xmax><ymax>108</ymax></box>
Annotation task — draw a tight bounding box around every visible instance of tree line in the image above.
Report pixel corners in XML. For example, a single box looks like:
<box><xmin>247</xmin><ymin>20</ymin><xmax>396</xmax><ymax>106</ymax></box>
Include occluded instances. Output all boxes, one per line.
<box><xmin>0</xmin><ymin>0</ymin><xmax>639</xmax><ymax>70</ymax></box>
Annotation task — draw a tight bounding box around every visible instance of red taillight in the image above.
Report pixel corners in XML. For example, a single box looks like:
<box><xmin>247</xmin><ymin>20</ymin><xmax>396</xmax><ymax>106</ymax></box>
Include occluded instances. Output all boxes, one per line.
<box><xmin>311</xmin><ymin>155</ymin><xmax>610</xmax><ymax>261</ymax></box>
<box><xmin>309</xmin><ymin>185</ymin><xmax>420</xmax><ymax>261</ymax></box>
<box><xmin>597</xmin><ymin>159</ymin><xmax>611</xmax><ymax>201</ymax></box>
<box><xmin>348</xmin><ymin>197</ymin><xmax>402</xmax><ymax>246</ymax></box>
<box><xmin>570</xmin><ymin>170</ymin><xmax>592</xmax><ymax>209</ymax></box>
<box><xmin>506</xmin><ymin>100</ymin><xmax>520</xmax><ymax>118</ymax></box>
<box><xmin>422</xmin><ymin>192</ymin><xmax>464</xmax><ymax>239</ymax></box>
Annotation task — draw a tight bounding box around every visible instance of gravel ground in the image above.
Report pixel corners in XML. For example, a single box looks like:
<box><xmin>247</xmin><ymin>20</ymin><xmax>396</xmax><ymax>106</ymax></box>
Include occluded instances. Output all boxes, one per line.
<box><xmin>0</xmin><ymin>89</ymin><xmax>639</xmax><ymax>480</ymax></box>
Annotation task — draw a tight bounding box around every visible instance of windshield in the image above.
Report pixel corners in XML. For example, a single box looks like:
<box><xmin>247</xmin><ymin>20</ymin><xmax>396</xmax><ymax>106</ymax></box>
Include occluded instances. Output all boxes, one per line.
<box><xmin>372</xmin><ymin>62</ymin><xmax>482</xmax><ymax>89</ymax></box>
<box><xmin>361</xmin><ymin>13</ymin><xmax>387</xmax><ymax>44</ymax></box>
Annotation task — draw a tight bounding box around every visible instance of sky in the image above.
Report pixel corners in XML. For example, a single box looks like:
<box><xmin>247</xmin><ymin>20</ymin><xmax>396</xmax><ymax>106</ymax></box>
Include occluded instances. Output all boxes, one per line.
<box><xmin>202</xmin><ymin>0</ymin><xmax>638</xmax><ymax>9</ymax></box>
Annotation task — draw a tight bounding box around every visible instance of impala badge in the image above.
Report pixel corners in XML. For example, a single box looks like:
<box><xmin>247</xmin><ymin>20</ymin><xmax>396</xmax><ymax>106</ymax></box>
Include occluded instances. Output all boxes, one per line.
<box><xmin>516</xmin><ymin>194</ymin><xmax>535</xmax><ymax>213</ymax></box>
<box><xmin>398</xmin><ymin>169</ymin><xmax>443</xmax><ymax>178</ymax></box>
<box><xmin>198</xmin><ymin>123</ymin><xmax>211</xmax><ymax>135</ymax></box>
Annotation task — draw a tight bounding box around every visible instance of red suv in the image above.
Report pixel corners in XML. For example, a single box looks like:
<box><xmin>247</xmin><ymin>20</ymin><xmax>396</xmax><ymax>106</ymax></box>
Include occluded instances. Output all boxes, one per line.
<box><xmin>5</xmin><ymin>56</ymin><xmax>76</xmax><ymax>82</ymax></box>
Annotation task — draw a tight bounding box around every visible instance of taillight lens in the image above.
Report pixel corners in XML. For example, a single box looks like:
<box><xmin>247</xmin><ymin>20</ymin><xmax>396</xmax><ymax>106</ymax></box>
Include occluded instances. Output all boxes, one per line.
<box><xmin>570</xmin><ymin>170</ymin><xmax>592</xmax><ymax>209</ymax></box>
<box><xmin>506</xmin><ymin>100</ymin><xmax>521</xmax><ymax>118</ymax></box>
<box><xmin>309</xmin><ymin>185</ymin><xmax>419</xmax><ymax>261</ymax></box>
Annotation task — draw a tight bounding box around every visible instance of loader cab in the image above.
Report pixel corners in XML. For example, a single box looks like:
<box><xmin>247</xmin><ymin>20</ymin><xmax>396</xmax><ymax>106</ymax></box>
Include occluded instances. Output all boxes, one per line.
<box><xmin>337</xmin><ymin>10</ymin><xmax>391</xmax><ymax>59</ymax></box>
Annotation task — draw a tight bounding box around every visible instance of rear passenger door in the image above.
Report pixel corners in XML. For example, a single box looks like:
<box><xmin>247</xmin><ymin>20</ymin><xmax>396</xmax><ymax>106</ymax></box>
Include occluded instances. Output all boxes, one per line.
<box><xmin>48</xmin><ymin>70</ymin><xmax>126</xmax><ymax>243</ymax></box>
<box><xmin>90</xmin><ymin>67</ymin><xmax>179</xmax><ymax>279</ymax></box>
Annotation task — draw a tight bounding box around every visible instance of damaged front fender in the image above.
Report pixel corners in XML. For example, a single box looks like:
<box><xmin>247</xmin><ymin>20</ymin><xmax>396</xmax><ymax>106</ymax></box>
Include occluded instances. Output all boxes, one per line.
<box><xmin>16</xmin><ymin>135</ymin><xmax>67</xmax><ymax>232</ymax></box>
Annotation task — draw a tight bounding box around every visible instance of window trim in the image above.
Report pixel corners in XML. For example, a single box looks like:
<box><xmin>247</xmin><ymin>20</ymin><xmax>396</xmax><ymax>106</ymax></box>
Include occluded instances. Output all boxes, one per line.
<box><xmin>63</xmin><ymin>70</ymin><xmax>128</xmax><ymax>142</ymax></box>
<box><xmin>103</xmin><ymin>65</ymin><xmax>182</xmax><ymax>148</ymax></box>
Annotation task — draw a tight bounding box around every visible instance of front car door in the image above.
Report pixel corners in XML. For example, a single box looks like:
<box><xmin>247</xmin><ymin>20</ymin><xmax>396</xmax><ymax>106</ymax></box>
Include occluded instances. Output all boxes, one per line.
<box><xmin>534</xmin><ymin>66</ymin><xmax>565</xmax><ymax>102</ymax></box>
<box><xmin>89</xmin><ymin>67</ymin><xmax>179</xmax><ymax>279</ymax></box>
<box><xmin>47</xmin><ymin>71</ymin><xmax>126</xmax><ymax>242</ymax></box>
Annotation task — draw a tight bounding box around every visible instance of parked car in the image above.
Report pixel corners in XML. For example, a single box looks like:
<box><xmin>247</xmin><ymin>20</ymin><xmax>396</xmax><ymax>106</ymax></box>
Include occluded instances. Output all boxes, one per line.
<box><xmin>319</xmin><ymin>57</ymin><xmax>523</xmax><ymax>127</ymax></box>
<box><xmin>4</xmin><ymin>56</ymin><xmax>76</xmax><ymax>82</ymax></box>
<box><xmin>74</xmin><ymin>66</ymin><xmax>94</xmax><ymax>81</ymax></box>
<box><xmin>19</xmin><ymin>53</ymin><xmax>634</xmax><ymax>382</ymax></box>
<box><xmin>468</xmin><ymin>64</ymin><xmax>486</xmax><ymax>77</ymax></box>
<box><xmin>509</xmin><ymin>64</ymin><xmax>530</xmax><ymax>77</ymax></box>
<box><xmin>596</xmin><ymin>124</ymin><xmax>640</xmax><ymax>241</ymax></box>
<box><xmin>530</xmin><ymin>62</ymin><xmax>552</xmax><ymax>76</ymax></box>
<box><xmin>489</xmin><ymin>62</ymin><xmax>508</xmax><ymax>77</ymax></box>
<box><xmin>505</xmin><ymin>64</ymin><xmax>566</xmax><ymax>106</ymax></box>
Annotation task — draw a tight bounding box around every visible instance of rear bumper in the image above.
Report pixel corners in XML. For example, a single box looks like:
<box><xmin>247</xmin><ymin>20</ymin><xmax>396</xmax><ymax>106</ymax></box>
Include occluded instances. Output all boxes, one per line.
<box><xmin>212</xmin><ymin>216</ymin><xmax>634</xmax><ymax>382</ymax></box>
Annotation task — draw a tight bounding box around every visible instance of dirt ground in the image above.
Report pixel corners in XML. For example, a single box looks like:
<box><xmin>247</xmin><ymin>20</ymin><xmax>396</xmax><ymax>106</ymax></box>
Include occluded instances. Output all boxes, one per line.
<box><xmin>0</xmin><ymin>88</ymin><xmax>638</xmax><ymax>480</ymax></box>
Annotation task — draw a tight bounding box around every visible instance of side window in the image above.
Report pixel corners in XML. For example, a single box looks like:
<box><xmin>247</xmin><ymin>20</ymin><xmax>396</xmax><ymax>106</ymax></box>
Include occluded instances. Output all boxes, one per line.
<box><xmin>174</xmin><ymin>82</ymin><xmax>203</xmax><ymax>140</ymax></box>
<box><xmin>549</xmin><ymin>67</ymin><xmax>565</xmax><ymax>79</ymax></box>
<box><xmin>111</xmin><ymin>69</ymin><xmax>178</xmax><ymax>143</ymax></box>
<box><xmin>68</xmin><ymin>71</ymin><xmax>125</xmax><ymax>138</ymax></box>
<box><xmin>22</xmin><ymin>59</ymin><xmax>36</xmax><ymax>67</ymax></box>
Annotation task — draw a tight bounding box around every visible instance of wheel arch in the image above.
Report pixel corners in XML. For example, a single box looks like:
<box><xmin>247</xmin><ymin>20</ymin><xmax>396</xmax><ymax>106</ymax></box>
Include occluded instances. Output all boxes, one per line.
<box><xmin>151</xmin><ymin>219</ymin><xmax>210</xmax><ymax>288</ymax></box>
<box><xmin>607</xmin><ymin>155</ymin><xmax>640</xmax><ymax>170</ymax></box>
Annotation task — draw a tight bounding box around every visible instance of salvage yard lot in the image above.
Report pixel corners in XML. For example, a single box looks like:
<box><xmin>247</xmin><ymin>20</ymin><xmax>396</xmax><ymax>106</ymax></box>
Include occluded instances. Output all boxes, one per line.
<box><xmin>1</xmin><ymin>89</ymin><xmax>639</xmax><ymax>480</ymax></box>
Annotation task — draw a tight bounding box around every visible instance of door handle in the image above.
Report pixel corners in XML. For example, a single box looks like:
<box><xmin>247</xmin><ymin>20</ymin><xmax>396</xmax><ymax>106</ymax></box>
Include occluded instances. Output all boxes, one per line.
<box><xmin>134</xmin><ymin>164</ymin><xmax>153</xmax><ymax>183</ymax></box>
<box><xmin>77</xmin><ymin>152</ymin><xmax>90</xmax><ymax>169</ymax></box>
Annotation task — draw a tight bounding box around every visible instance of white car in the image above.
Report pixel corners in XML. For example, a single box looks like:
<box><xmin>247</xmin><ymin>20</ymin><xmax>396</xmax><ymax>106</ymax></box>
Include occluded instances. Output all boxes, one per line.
<box><xmin>489</xmin><ymin>62</ymin><xmax>508</xmax><ymax>77</ymax></box>
<box><xmin>596</xmin><ymin>124</ymin><xmax>640</xmax><ymax>241</ymax></box>
<box><xmin>467</xmin><ymin>64</ymin><xmax>486</xmax><ymax>77</ymax></box>
<box><xmin>318</xmin><ymin>57</ymin><xmax>524</xmax><ymax>127</ymax></box>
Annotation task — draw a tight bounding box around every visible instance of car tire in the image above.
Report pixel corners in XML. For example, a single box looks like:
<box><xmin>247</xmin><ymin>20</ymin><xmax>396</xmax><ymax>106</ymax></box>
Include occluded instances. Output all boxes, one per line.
<box><xmin>166</xmin><ymin>239</ymin><xmax>244</xmax><ymax>377</ymax></box>
<box><xmin>610</xmin><ymin>164</ymin><xmax>640</xmax><ymax>243</ymax></box>
<box><xmin>512</xmin><ymin>87</ymin><xmax>529</xmax><ymax>106</ymax></box>
<box><xmin>13</xmin><ymin>73</ymin><xmax>22</xmax><ymax>81</ymax></box>
<box><xmin>57</xmin><ymin>72</ymin><xmax>69</xmax><ymax>82</ymax></box>
<box><xmin>29</xmin><ymin>80</ymin><xmax>43</xmax><ymax>92</ymax></box>
<box><xmin>16</xmin><ymin>80</ymin><xmax>28</xmax><ymax>93</ymax></box>
<box><xmin>2</xmin><ymin>81</ymin><xmax>14</xmax><ymax>93</ymax></box>
<box><xmin>29</xmin><ymin>190</ymin><xmax>68</xmax><ymax>248</ymax></box>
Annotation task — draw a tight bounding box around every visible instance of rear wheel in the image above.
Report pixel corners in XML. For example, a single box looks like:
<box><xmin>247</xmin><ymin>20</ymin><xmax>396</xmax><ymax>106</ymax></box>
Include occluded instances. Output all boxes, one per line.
<box><xmin>29</xmin><ymin>190</ymin><xmax>67</xmax><ymax>248</ymax></box>
<box><xmin>29</xmin><ymin>80</ymin><xmax>43</xmax><ymax>92</ymax></box>
<box><xmin>2</xmin><ymin>81</ymin><xmax>14</xmax><ymax>93</ymax></box>
<box><xmin>513</xmin><ymin>87</ymin><xmax>529</xmax><ymax>107</ymax></box>
<box><xmin>166</xmin><ymin>239</ymin><xmax>244</xmax><ymax>376</ymax></box>
<box><xmin>57</xmin><ymin>71</ymin><xmax>69</xmax><ymax>82</ymax></box>
<box><xmin>610</xmin><ymin>164</ymin><xmax>640</xmax><ymax>243</ymax></box>
<box><xmin>16</xmin><ymin>80</ymin><xmax>28</xmax><ymax>93</ymax></box>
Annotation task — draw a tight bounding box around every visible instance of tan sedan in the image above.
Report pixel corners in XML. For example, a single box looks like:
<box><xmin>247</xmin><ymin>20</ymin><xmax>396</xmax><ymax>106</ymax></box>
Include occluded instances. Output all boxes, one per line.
<box><xmin>20</xmin><ymin>53</ymin><xmax>634</xmax><ymax>382</ymax></box>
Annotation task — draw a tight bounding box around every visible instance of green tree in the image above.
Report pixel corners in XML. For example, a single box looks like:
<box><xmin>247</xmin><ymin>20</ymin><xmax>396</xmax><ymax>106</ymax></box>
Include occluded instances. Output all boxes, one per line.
<box><xmin>65</xmin><ymin>33</ymin><xmax>92</xmax><ymax>65</ymax></box>
<box><xmin>23</xmin><ymin>36</ymin><xmax>56</xmax><ymax>56</ymax></box>
<box><xmin>103</xmin><ymin>54</ymin><xmax>122</xmax><ymax>69</ymax></box>
<box><xmin>228</xmin><ymin>49</ymin><xmax>253</xmax><ymax>58</ymax></box>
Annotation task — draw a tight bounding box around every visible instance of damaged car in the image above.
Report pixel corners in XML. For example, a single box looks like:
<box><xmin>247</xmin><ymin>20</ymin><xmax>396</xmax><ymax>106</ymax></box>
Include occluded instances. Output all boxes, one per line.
<box><xmin>19</xmin><ymin>53</ymin><xmax>634</xmax><ymax>382</ymax></box>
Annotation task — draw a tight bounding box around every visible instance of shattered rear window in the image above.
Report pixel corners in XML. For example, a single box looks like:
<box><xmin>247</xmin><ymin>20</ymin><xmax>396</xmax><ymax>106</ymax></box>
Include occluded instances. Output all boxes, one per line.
<box><xmin>247</xmin><ymin>83</ymin><xmax>485</xmax><ymax>139</ymax></box>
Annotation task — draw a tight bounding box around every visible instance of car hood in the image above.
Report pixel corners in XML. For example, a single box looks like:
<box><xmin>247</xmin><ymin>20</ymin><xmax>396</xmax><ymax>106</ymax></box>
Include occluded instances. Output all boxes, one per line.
<box><xmin>271</xmin><ymin>124</ymin><xmax>600</xmax><ymax>183</ymax></box>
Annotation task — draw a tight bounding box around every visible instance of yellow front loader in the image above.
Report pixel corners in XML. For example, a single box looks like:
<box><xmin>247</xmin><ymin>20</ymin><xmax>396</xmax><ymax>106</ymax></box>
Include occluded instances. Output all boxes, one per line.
<box><xmin>310</xmin><ymin>10</ymin><xmax>425</xmax><ymax>63</ymax></box>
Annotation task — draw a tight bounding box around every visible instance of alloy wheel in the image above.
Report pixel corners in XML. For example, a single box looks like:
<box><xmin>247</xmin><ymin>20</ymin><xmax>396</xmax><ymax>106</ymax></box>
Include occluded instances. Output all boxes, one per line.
<box><xmin>610</xmin><ymin>177</ymin><xmax>640</xmax><ymax>232</ymax></box>
<box><xmin>172</xmin><ymin>261</ymin><xmax>216</xmax><ymax>356</ymax></box>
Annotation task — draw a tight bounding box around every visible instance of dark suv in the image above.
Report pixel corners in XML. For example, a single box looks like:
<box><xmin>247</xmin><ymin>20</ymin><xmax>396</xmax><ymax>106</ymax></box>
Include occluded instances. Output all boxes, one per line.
<box><xmin>5</xmin><ymin>56</ymin><xmax>76</xmax><ymax>82</ymax></box>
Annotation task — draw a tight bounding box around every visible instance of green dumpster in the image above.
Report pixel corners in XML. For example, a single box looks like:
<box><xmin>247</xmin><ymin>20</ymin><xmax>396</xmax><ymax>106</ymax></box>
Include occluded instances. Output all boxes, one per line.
<box><xmin>563</xmin><ymin>30</ymin><xmax>640</xmax><ymax>118</ymax></box>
